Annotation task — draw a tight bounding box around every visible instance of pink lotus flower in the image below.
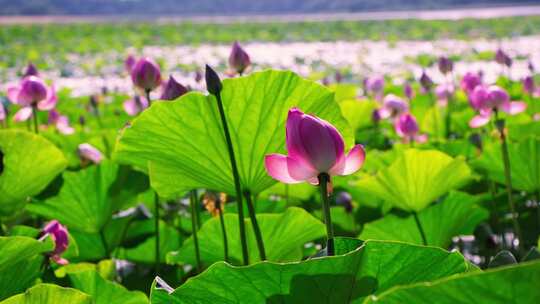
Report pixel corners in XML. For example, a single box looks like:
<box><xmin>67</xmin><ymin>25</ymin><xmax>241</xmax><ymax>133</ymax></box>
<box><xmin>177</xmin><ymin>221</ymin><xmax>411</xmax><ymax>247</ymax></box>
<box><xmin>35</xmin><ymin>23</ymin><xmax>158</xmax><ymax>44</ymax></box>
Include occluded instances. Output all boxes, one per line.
<box><xmin>395</xmin><ymin>113</ymin><xmax>427</xmax><ymax>143</ymax></box>
<box><xmin>131</xmin><ymin>57</ymin><xmax>162</xmax><ymax>92</ymax></box>
<box><xmin>78</xmin><ymin>143</ymin><xmax>103</xmax><ymax>164</ymax></box>
<box><xmin>125</xmin><ymin>54</ymin><xmax>136</xmax><ymax>73</ymax></box>
<box><xmin>48</xmin><ymin>109</ymin><xmax>74</xmax><ymax>135</ymax></box>
<box><xmin>228</xmin><ymin>41</ymin><xmax>251</xmax><ymax>75</ymax></box>
<box><xmin>123</xmin><ymin>96</ymin><xmax>149</xmax><ymax>116</ymax></box>
<box><xmin>160</xmin><ymin>76</ymin><xmax>188</xmax><ymax>101</ymax></box>
<box><xmin>264</xmin><ymin>108</ymin><xmax>365</xmax><ymax>184</ymax></box>
<box><xmin>461</xmin><ymin>72</ymin><xmax>482</xmax><ymax>94</ymax></box>
<box><xmin>40</xmin><ymin>220</ymin><xmax>69</xmax><ymax>265</ymax></box>
<box><xmin>377</xmin><ymin>94</ymin><xmax>409</xmax><ymax>119</ymax></box>
<box><xmin>469</xmin><ymin>85</ymin><xmax>527</xmax><ymax>128</ymax></box>
<box><xmin>435</xmin><ymin>83</ymin><xmax>455</xmax><ymax>105</ymax></box>
<box><xmin>438</xmin><ymin>56</ymin><xmax>453</xmax><ymax>75</ymax></box>
<box><xmin>365</xmin><ymin>76</ymin><xmax>384</xmax><ymax>97</ymax></box>
<box><xmin>7</xmin><ymin>76</ymin><xmax>57</xmax><ymax>122</ymax></box>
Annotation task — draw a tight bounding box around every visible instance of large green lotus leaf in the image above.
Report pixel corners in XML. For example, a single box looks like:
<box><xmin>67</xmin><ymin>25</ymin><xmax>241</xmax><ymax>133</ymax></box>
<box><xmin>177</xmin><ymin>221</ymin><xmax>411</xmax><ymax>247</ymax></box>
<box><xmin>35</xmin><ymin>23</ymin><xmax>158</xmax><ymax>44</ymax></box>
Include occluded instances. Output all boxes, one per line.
<box><xmin>0</xmin><ymin>130</ymin><xmax>67</xmax><ymax>215</ymax></box>
<box><xmin>26</xmin><ymin>160</ymin><xmax>120</xmax><ymax>233</ymax></box>
<box><xmin>0</xmin><ymin>284</ymin><xmax>91</xmax><ymax>304</ymax></box>
<box><xmin>339</xmin><ymin>99</ymin><xmax>378</xmax><ymax>131</ymax></box>
<box><xmin>357</xmin><ymin>149</ymin><xmax>472</xmax><ymax>212</ymax></box>
<box><xmin>359</xmin><ymin>191</ymin><xmax>488</xmax><ymax>247</ymax></box>
<box><xmin>0</xmin><ymin>236</ymin><xmax>53</xmax><ymax>272</ymax></box>
<box><xmin>0</xmin><ymin>236</ymin><xmax>53</xmax><ymax>300</ymax></box>
<box><xmin>114</xmin><ymin>70</ymin><xmax>353</xmax><ymax>197</ymax></box>
<box><xmin>367</xmin><ymin>260</ymin><xmax>540</xmax><ymax>303</ymax></box>
<box><xmin>63</xmin><ymin>266</ymin><xmax>147</xmax><ymax>304</ymax></box>
<box><xmin>472</xmin><ymin>137</ymin><xmax>540</xmax><ymax>192</ymax></box>
<box><xmin>168</xmin><ymin>207</ymin><xmax>325</xmax><ymax>266</ymax></box>
<box><xmin>151</xmin><ymin>240</ymin><xmax>472</xmax><ymax>304</ymax></box>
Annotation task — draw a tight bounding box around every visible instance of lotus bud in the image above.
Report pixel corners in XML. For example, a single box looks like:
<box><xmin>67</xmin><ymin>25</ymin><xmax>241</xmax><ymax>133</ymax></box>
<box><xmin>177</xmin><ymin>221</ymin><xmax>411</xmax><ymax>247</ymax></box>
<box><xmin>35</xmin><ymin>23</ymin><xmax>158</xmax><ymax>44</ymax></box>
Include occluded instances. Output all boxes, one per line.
<box><xmin>160</xmin><ymin>76</ymin><xmax>188</xmax><ymax>101</ymax></box>
<box><xmin>264</xmin><ymin>108</ymin><xmax>365</xmax><ymax>184</ymax></box>
<box><xmin>125</xmin><ymin>55</ymin><xmax>136</xmax><ymax>73</ymax></box>
<box><xmin>23</xmin><ymin>62</ymin><xmax>39</xmax><ymax>77</ymax></box>
<box><xmin>205</xmin><ymin>64</ymin><xmax>222</xmax><ymax>95</ymax></box>
<box><xmin>460</xmin><ymin>72</ymin><xmax>482</xmax><ymax>94</ymax></box>
<box><xmin>335</xmin><ymin>191</ymin><xmax>353</xmax><ymax>213</ymax></box>
<box><xmin>437</xmin><ymin>56</ymin><xmax>453</xmax><ymax>74</ymax></box>
<box><xmin>523</xmin><ymin>76</ymin><xmax>534</xmax><ymax>94</ymax></box>
<box><xmin>228</xmin><ymin>41</ymin><xmax>251</xmax><ymax>75</ymax></box>
<box><xmin>131</xmin><ymin>57</ymin><xmax>162</xmax><ymax>92</ymax></box>
<box><xmin>419</xmin><ymin>71</ymin><xmax>433</xmax><ymax>92</ymax></box>
<box><xmin>78</xmin><ymin>143</ymin><xmax>103</xmax><ymax>165</ymax></box>
<box><xmin>404</xmin><ymin>82</ymin><xmax>414</xmax><ymax>100</ymax></box>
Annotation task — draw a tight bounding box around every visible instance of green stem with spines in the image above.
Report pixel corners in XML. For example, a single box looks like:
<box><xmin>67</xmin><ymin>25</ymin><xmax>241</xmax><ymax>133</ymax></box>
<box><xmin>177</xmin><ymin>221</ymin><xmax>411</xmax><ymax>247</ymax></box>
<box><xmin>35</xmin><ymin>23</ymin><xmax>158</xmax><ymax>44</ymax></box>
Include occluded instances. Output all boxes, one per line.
<box><xmin>32</xmin><ymin>105</ymin><xmax>39</xmax><ymax>134</ymax></box>
<box><xmin>412</xmin><ymin>212</ymin><xmax>427</xmax><ymax>245</ymax></box>
<box><xmin>154</xmin><ymin>192</ymin><xmax>160</xmax><ymax>276</ymax></box>
<box><xmin>217</xmin><ymin>202</ymin><xmax>229</xmax><ymax>263</ymax></box>
<box><xmin>318</xmin><ymin>173</ymin><xmax>334</xmax><ymax>256</ymax></box>
<box><xmin>244</xmin><ymin>191</ymin><xmax>266</xmax><ymax>260</ymax></box>
<box><xmin>190</xmin><ymin>190</ymin><xmax>202</xmax><ymax>272</ymax></box>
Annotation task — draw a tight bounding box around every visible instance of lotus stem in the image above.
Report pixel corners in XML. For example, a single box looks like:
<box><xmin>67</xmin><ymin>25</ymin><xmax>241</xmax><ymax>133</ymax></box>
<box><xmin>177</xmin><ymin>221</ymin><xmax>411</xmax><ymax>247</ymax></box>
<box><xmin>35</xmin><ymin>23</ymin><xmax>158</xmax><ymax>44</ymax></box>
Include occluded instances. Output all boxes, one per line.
<box><xmin>217</xmin><ymin>202</ymin><xmax>229</xmax><ymax>263</ymax></box>
<box><xmin>213</xmin><ymin>90</ymin><xmax>249</xmax><ymax>265</ymax></box>
<box><xmin>535</xmin><ymin>191</ymin><xmax>540</xmax><ymax>235</ymax></box>
<box><xmin>244</xmin><ymin>191</ymin><xmax>266</xmax><ymax>260</ymax></box>
<box><xmin>445</xmin><ymin>96</ymin><xmax>452</xmax><ymax>139</ymax></box>
<box><xmin>99</xmin><ymin>230</ymin><xmax>109</xmax><ymax>258</ymax></box>
<box><xmin>154</xmin><ymin>191</ymin><xmax>161</xmax><ymax>276</ymax></box>
<box><xmin>429</xmin><ymin>91</ymin><xmax>439</xmax><ymax>142</ymax></box>
<box><xmin>145</xmin><ymin>89</ymin><xmax>152</xmax><ymax>107</ymax></box>
<box><xmin>318</xmin><ymin>173</ymin><xmax>334</xmax><ymax>256</ymax></box>
<box><xmin>494</xmin><ymin>112</ymin><xmax>523</xmax><ymax>251</ymax></box>
<box><xmin>32</xmin><ymin>105</ymin><xmax>39</xmax><ymax>134</ymax></box>
<box><xmin>488</xmin><ymin>181</ymin><xmax>503</xmax><ymax>248</ymax></box>
<box><xmin>413</xmin><ymin>212</ymin><xmax>427</xmax><ymax>245</ymax></box>
<box><xmin>190</xmin><ymin>190</ymin><xmax>202</xmax><ymax>272</ymax></box>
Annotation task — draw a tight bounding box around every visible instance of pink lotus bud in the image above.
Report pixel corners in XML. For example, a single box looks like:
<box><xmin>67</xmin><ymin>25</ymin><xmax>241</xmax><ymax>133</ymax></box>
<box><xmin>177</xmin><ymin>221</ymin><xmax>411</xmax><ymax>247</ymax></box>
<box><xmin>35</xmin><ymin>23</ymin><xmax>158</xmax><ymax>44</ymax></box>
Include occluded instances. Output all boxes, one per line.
<box><xmin>123</xmin><ymin>96</ymin><xmax>148</xmax><ymax>116</ymax></box>
<box><xmin>365</xmin><ymin>76</ymin><xmax>384</xmax><ymax>96</ymax></box>
<box><xmin>131</xmin><ymin>57</ymin><xmax>162</xmax><ymax>92</ymax></box>
<box><xmin>48</xmin><ymin>109</ymin><xmax>74</xmax><ymax>135</ymax></box>
<box><xmin>395</xmin><ymin>113</ymin><xmax>427</xmax><ymax>143</ymax></box>
<box><xmin>419</xmin><ymin>71</ymin><xmax>433</xmax><ymax>92</ymax></box>
<box><xmin>228</xmin><ymin>41</ymin><xmax>251</xmax><ymax>75</ymax></box>
<box><xmin>125</xmin><ymin>55</ymin><xmax>136</xmax><ymax>73</ymax></box>
<box><xmin>438</xmin><ymin>56</ymin><xmax>453</xmax><ymax>74</ymax></box>
<box><xmin>469</xmin><ymin>85</ymin><xmax>490</xmax><ymax>111</ymax></box>
<box><xmin>486</xmin><ymin>85</ymin><xmax>510</xmax><ymax>109</ymax></box>
<box><xmin>378</xmin><ymin>94</ymin><xmax>408</xmax><ymax>119</ymax></box>
<box><xmin>523</xmin><ymin>76</ymin><xmax>534</xmax><ymax>94</ymax></box>
<box><xmin>10</xmin><ymin>76</ymin><xmax>47</xmax><ymax>107</ymax></box>
<box><xmin>194</xmin><ymin>70</ymin><xmax>203</xmax><ymax>83</ymax></box>
<box><xmin>160</xmin><ymin>76</ymin><xmax>188</xmax><ymax>101</ymax></box>
<box><xmin>264</xmin><ymin>108</ymin><xmax>365</xmax><ymax>184</ymax></box>
<box><xmin>78</xmin><ymin>143</ymin><xmax>103</xmax><ymax>164</ymax></box>
<box><xmin>495</xmin><ymin>49</ymin><xmax>512</xmax><ymax>67</ymax></box>
<box><xmin>335</xmin><ymin>191</ymin><xmax>353</xmax><ymax>213</ymax></box>
<box><xmin>371</xmin><ymin>109</ymin><xmax>382</xmax><ymax>124</ymax></box>
<box><xmin>528</xmin><ymin>61</ymin><xmax>535</xmax><ymax>73</ymax></box>
<box><xmin>41</xmin><ymin>220</ymin><xmax>69</xmax><ymax>265</ymax></box>
<box><xmin>23</xmin><ymin>62</ymin><xmax>39</xmax><ymax>77</ymax></box>
<box><xmin>469</xmin><ymin>85</ymin><xmax>527</xmax><ymax>128</ymax></box>
<box><xmin>461</xmin><ymin>72</ymin><xmax>482</xmax><ymax>94</ymax></box>
<box><xmin>404</xmin><ymin>82</ymin><xmax>414</xmax><ymax>100</ymax></box>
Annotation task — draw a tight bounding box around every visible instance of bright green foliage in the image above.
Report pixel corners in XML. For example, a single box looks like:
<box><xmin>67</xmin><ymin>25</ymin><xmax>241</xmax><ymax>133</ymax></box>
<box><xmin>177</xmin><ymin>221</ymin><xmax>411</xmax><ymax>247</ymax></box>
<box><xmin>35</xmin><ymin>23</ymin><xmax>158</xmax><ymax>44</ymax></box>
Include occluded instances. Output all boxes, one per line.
<box><xmin>357</xmin><ymin>149</ymin><xmax>472</xmax><ymax>212</ymax></box>
<box><xmin>168</xmin><ymin>207</ymin><xmax>325</xmax><ymax>266</ymax></box>
<box><xmin>0</xmin><ymin>130</ymin><xmax>67</xmax><ymax>215</ymax></box>
<box><xmin>359</xmin><ymin>192</ymin><xmax>488</xmax><ymax>247</ymax></box>
<box><xmin>472</xmin><ymin>137</ymin><xmax>540</xmax><ymax>192</ymax></box>
<box><xmin>367</xmin><ymin>261</ymin><xmax>540</xmax><ymax>303</ymax></box>
<box><xmin>27</xmin><ymin>161</ymin><xmax>120</xmax><ymax>233</ymax></box>
<box><xmin>0</xmin><ymin>284</ymin><xmax>91</xmax><ymax>304</ymax></box>
<box><xmin>114</xmin><ymin>70</ymin><xmax>352</xmax><ymax>197</ymax></box>
<box><xmin>151</xmin><ymin>240</ymin><xmax>471</xmax><ymax>304</ymax></box>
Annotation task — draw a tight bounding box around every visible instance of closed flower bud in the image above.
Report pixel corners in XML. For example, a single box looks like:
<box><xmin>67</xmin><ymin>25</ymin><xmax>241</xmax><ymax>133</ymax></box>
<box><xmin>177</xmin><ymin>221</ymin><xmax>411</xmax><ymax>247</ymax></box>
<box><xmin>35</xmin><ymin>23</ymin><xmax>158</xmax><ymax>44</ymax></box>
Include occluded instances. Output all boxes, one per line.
<box><xmin>131</xmin><ymin>57</ymin><xmax>162</xmax><ymax>92</ymax></box>
<box><xmin>40</xmin><ymin>220</ymin><xmax>69</xmax><ymax>265</ymax></box>
<box><xmin>78</xmin><ymin>143</ymin><xmax>103</xmax><ymax>165</ymax></box>
<box><xmin>160</xmin><ymin>76</ymin><xmax>188</xmax><ymax>101</ymax></box>
<box><xmin>419</xmin><ymin>71</ymin><xmax>433</xmax><ymax>91</ymax></box>
<box><xmin>437</xmin><ymin>56</ymin><xmax>453</xmax><ymax>74</ymax></box>
<box><xmin>228</xmin><ymin>41</ymin><xmax>251</xmax><ymax>75</ymax></box>
<box><xmin>523</xmin><ymin>76</ymin><xmax>534</xmax><ymax>94</ymax></box>
<box><xmin>23</xmin><ymin>62</ymin><xmax>39</xmax><ymax>77</ymax></box>
<box><xmin>205</xmin><ymin>64</ymin><xmax>223</xmax><ymax>95</ymax></box>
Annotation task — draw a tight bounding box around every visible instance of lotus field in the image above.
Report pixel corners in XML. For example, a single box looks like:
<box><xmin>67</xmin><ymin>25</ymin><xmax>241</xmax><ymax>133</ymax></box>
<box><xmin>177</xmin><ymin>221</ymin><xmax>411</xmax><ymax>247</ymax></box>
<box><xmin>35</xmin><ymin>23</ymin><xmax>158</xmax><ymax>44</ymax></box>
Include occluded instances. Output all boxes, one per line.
<box><xmin>1</xmin><ymin>18</ymin><xmax>540</xmax><ymax>304</ymax></box>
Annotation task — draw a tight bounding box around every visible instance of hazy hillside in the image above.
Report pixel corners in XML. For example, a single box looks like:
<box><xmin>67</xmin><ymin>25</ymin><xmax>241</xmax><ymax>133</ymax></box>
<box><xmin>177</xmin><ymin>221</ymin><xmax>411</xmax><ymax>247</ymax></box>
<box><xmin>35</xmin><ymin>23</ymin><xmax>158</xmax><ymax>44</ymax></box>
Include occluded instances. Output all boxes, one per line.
<box><xmin>0</xmin><ymin>0</ymin><xmax>537</xmax><ymax>15</ymax></box>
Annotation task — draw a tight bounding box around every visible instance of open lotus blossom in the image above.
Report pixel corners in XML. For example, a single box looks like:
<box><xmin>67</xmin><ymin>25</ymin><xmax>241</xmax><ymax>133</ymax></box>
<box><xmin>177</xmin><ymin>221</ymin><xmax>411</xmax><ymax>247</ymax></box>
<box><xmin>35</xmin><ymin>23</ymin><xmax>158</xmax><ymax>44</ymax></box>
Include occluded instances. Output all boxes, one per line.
<box><xmin>123</xmin><ymin>96</ymin><xmax>149</xmax><ymax>116</ymax></box>
<box><xmin>40</xmin><ymin>220</ymin><xmax>69</xmax><ymax>265</ymax></box>
<box><xmin>395</xmin><ymin>113</ymin><xmax>427</xmax><ymax>143</ymax></box>
<box><xmin>438</xmin><ymin>56</ymin><xmax>453</xmax><ymax>74</ymax></box>
<box><xmin>23</xmin><ymin>62</ymin><xmax>39</xmax><ymax>77</ymax></box>
<box><xmin>228</xmin><ymin>41</ymin><xmax>251</xmax><ymax>75</ymax></box>
<box><xmin>377</xmin><ymin>94</ymin><xmax>409</xmax><ymax>119</ymax></box>
<box><xmin>461</xmin><ymin>72</ymin><xmax>482</xmax><ymax>94</ymax></box>
<box><xmin>78</xmin><ymin>143</ymin><xmax>104</xmax><ymax>164</ymax></box>
<box><xmin>264</xmin><ymin>108</ymin><xmax>365</xmax><ymax>185</ymax></box>
<box><xmin>48</xmin><ymin>109</ymin><xmax>75</xmax><ymax>135</ymax></box>
<box><xmin>131</xmin><ymin>57</ymin><xmax>162</xmax><ymax>92</ymax></box>
<box><xmin>160</xmin><ymin>76</ymin><xmax>188</xmax><ymax>100</ymax></box>
<box><xmin>469</xmin><ymin>85</ymin><xmax>527</xmax><ymax>128</ymax></box>
<box><xmin>7</xmin><ymin>76</ymin><xmax>57</xmax><ymax>122</ymax></box>
<box><xmin>403</xmin><ymin>82</ymin><xmax>414</xmax><ymax>100</ymax></box>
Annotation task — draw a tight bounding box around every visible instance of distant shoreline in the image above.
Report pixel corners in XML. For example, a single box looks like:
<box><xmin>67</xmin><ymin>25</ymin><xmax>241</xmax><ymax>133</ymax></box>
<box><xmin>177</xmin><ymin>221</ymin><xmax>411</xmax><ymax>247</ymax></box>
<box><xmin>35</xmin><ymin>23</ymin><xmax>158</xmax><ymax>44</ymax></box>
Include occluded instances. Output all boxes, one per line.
<box><xmin>2</xmin><ymin>4</ymin><xmax>540</xmax><ymax>25</ymax></box>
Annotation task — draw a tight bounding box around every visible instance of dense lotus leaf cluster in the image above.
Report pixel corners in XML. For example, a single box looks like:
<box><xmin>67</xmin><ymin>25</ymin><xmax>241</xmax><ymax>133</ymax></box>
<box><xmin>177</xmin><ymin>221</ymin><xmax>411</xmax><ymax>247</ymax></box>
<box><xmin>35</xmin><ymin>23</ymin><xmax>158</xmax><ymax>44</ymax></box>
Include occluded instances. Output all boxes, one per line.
<box><xmin>0</xmin><ymin>22</ymin><xmax>540</xmax><ymax>304</ymax></box>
